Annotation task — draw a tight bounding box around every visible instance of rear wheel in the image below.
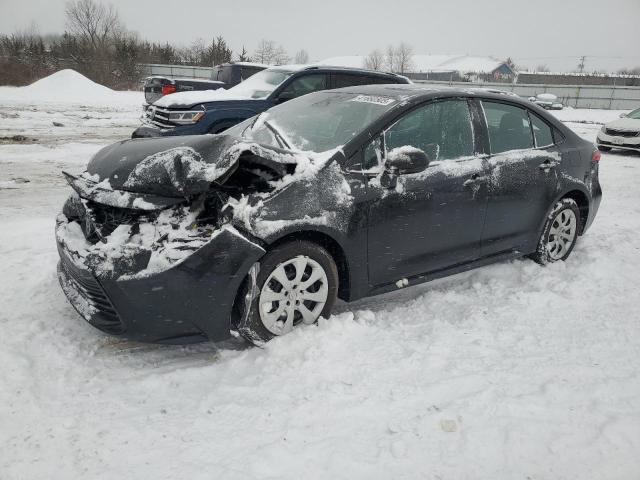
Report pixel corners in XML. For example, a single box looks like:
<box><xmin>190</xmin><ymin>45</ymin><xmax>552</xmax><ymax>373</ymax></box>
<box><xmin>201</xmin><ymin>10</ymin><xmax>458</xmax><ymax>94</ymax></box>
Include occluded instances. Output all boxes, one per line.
<box><xmin>531</xmin><ymin>198</ymin><xmax>580</xmax><ymax>265</ymax></box>
<box><xmin>236</xmin><ymin>240</ymin><xmax>339</xmax><ymax>345</ymax></box>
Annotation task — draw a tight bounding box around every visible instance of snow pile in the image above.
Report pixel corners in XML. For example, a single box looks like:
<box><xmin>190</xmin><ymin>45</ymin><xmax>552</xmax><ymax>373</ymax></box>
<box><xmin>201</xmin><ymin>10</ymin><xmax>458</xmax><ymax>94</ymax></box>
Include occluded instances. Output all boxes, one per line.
<box><xmin>3</xmin><ymin>104</ymin><xmax>640</xmax><ymax>478</ymax></box>
<box><xmin>0</xmin><ymin>69</ymin><xmax>142</xmax><ymax>106</ymax></box>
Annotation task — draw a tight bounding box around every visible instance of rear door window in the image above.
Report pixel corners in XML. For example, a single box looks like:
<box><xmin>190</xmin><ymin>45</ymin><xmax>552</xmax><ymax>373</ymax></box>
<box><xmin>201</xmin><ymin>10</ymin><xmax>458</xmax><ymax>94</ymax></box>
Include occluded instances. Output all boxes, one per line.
<box><xmin>529</xmin><ymin>112</ymin><xmax>554</xmax><ymax>147</ymax></box>
<box><xmin>332</xmin><ymin>73</ymin><xmax>387</xmax><ymax>88</ymax></box>
<box><xmin>482</xmin><ymin>101</ymin><xmax>534</xmax><ymax>154</ymax></box>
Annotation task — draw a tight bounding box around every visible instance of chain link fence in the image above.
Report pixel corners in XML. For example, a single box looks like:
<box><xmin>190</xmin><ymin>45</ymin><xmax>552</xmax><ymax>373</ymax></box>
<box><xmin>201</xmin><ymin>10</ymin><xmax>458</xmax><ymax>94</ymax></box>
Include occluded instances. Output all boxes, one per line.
<box><xmin>413</xmin><ymin>79</ymin><xmax>640</xmax><ymax>110</ymax></box>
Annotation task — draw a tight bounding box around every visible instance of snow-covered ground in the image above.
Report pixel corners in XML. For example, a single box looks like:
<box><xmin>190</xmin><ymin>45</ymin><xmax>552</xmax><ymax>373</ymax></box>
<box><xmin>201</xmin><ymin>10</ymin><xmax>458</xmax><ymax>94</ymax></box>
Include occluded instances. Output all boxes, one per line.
<box><xmin>1</xmin><ymin>75</ymin><xmax>639</xmax><ymax>479</ymax></box>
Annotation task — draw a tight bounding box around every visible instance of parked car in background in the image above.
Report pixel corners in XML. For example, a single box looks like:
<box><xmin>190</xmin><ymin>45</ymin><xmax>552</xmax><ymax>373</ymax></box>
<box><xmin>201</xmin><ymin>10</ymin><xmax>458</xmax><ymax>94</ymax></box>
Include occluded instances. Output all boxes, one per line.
<box><xmin>528</xmin><ymin>93</ymin><xmax>563</xmax><ymax>110</ymax></box>
<box><xmin>597</xmin><ymin>107</ymin><xmax>640</xmax><ymax>153</ymax></box>
<box><xmin>132</xmin><ymin>65</ymin><xmax>411</xmax><ymax>138</ymax></box>
<box><xmin>58</xmin><ymin>85</ymin><xmax>601</xmax><ymax>345</ymax></box>
<box><xmin>143</xmin><ymin>62</ymin><xmax>267</xmax><ymax>105</ymax></box>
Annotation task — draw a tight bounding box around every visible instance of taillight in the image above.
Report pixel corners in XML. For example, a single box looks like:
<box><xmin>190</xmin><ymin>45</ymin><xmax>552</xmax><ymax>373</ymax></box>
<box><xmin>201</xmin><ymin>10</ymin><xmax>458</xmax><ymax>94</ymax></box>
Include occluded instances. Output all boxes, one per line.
<box><xmin>161</xmin><ymin>84</ymin><xmax>177</xmax><ymax>96</ymax></box>
<box><xmin>591</xmin><ymin>150</ymin><xmax>601</xmax><ymax>163</ymax></box>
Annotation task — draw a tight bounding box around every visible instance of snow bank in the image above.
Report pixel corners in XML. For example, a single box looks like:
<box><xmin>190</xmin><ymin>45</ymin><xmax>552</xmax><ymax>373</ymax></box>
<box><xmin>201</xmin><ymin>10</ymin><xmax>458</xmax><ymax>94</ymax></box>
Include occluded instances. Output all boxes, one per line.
<box><xmin>550</xmin><ymin>108</ymin><xmax>630</xmax><ymax>125</ymax></box>
<box><xmin>3</xmin><ymin>101</ymin><xmax>640</xmax><ymax>479</ymax></box>
<box><xmin>0</xmin><ymin>69</ymin><xmax>142</xmax><ymax>106</ymax></box>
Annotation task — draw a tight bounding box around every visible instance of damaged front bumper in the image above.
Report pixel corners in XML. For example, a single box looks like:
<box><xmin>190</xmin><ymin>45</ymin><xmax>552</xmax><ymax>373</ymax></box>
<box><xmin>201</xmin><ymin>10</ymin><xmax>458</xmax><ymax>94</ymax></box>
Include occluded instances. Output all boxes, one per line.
<box><xmin>56</xmin><ymin>202</ymin><xmax>266</xmax><ymax>344</ymax></box>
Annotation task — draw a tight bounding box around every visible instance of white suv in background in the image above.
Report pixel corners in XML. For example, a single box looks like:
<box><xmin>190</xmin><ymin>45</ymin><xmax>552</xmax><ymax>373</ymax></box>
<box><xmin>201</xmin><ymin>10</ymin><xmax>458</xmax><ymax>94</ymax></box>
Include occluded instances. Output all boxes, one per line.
<box><xmin>597</xmin><ymin>107</ymin><xmax>640</xmax><ymax>153</ymax></box>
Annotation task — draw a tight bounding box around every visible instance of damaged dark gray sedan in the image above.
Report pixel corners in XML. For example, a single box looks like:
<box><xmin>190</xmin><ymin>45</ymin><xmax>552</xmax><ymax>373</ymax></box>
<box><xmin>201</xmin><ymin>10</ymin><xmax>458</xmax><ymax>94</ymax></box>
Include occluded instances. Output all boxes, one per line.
<box><xmin>56</xmin><ymin>85</ymin><xmax>602</xmax><ymax>344</ymax></box>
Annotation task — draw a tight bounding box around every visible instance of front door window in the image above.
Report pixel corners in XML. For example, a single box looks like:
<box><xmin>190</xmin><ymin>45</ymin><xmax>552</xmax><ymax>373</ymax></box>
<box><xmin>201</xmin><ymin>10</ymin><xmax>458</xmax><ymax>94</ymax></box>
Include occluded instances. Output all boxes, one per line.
<box><xmin>280</xmin><ymin>74</ymin><xmax>328</xmax><ymax>99</ymax></box>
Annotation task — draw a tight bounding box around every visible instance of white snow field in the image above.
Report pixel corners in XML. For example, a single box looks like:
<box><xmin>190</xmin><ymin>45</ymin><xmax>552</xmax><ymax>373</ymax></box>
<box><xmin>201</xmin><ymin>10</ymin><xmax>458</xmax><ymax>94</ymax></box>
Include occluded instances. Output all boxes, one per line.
<box><xmin>1</xmin><ymin>74</ymin><xmax>639</xmax><ymax>479</ymax></box>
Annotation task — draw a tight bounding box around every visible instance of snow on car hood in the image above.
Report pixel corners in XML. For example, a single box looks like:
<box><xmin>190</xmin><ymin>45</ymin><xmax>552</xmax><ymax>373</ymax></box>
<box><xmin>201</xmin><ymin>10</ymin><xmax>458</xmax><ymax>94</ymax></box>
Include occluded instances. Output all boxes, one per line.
<box><xmin>605</xmin><ymin>117</ymin><xmax>640</xmax><ymax>132</ymax></box>
<box><xmin>68</xmin><ymin>135</ymin><xmax>302</xmax><ymax>204</ymax></box>
<box><xmin>153</xmin><ymin>88</ymin><xmax>253</xmax><ymax>108</ymax></box>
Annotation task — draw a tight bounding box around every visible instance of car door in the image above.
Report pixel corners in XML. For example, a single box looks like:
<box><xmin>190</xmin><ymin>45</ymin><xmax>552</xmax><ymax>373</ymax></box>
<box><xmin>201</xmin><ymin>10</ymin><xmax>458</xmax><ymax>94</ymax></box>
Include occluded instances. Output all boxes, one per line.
<box><xmin>479</xmin><ymin>100</ymin><xmax>560</xmax><ymax>255</ymax></box>
<box><xmin>365</xmin><ymin>98</ymin><xmax>490</xmax><ymax>286</ymax></box>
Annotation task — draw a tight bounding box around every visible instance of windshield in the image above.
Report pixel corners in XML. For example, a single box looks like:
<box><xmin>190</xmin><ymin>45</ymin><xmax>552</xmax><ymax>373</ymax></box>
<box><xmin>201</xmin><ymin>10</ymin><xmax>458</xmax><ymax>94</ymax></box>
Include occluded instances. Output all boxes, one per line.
<box><xmin>227</xmin><ymin>69</ymin><xmax>294</xmax><ymax>99</ymax></box>
<box><xmin>226</xmin><ymin>91</ymin><xmax>399</xmax><ymax>153</ymax></box>
<box><xmin>627</xmin><ymin>108</ymin><xmax>640</xmax><ymax>119</ymax></box>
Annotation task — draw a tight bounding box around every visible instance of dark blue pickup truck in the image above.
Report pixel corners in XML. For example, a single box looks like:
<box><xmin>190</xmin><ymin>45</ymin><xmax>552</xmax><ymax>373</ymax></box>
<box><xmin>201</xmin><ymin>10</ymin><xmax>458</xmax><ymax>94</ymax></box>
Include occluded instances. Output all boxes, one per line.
<box><xmin>132</xmin><ymin>65</ymin><xmax>410</xmax><ymax>138</ymax></box>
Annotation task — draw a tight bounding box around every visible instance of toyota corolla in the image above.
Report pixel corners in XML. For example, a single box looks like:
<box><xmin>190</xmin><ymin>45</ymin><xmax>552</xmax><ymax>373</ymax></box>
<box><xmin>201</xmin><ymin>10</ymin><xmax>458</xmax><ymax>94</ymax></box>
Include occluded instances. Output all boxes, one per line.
<box><xmin>56</xmin><ymin>85</ymin><xmax>602</xmax><ymax>345</ymax></box>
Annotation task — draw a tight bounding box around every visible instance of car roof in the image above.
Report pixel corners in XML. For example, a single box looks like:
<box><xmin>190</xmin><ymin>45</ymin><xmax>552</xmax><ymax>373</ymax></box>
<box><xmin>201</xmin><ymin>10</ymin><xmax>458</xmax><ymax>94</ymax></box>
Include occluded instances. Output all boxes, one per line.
<box><xmin>328</xmin><ymin>83</ymin><xmax>535</xmax><ymax>107</ymax></box>
<box><xmin>265</xmin><ymin>64</ymin><xmax>405</xmax><ymax>79</ymax></box>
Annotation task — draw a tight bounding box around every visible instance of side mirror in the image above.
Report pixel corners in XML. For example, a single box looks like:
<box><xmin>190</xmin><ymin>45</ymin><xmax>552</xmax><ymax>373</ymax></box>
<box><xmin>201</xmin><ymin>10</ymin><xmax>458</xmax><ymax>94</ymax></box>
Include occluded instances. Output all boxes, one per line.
<box><xmin>619</xmin><ymin>113</ymin><xmax>627</xmax><ymax>118</ymax></box>
<box><xmin>276</xmin><ymin>90</ymin><xmax>295</xmax><ymax>104</ymax></box>
<box><xmin>380</xmin><ymin>147</ymin><xmax>429</xmax><ymax>189</ymax></box>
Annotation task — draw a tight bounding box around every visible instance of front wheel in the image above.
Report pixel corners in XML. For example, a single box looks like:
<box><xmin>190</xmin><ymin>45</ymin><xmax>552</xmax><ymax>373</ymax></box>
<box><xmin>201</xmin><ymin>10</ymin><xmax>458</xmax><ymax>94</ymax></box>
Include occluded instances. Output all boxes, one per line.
<box><xmin>531</xmin><ymin>198</ymin><xmax>581</xmax><ymax>265</ymax></box>
<box><xmin>236</xmin><ymin>240</ymin><xmax>339</xmax><ymax>345</ymax></box>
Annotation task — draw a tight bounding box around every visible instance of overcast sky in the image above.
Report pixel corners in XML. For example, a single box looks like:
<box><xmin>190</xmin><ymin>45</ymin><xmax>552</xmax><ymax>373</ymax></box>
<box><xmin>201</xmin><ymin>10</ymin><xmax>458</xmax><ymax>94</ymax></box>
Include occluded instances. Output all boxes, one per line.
<box><xmin>1</xmin><ymin>0</ymin><xmax>639</xmax><ymax>72</ymax></box>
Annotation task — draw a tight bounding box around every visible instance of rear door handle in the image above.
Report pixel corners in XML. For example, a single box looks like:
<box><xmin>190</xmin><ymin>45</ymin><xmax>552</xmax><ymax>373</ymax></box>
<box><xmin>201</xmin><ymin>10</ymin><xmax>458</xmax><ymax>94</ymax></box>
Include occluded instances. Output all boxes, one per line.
<box><xmin>539</xmin><ymin>159</ymin><xmax>558</xmax><ymax>170</ymax></box>
<box><xmin>463</xmin><ymin>174</ymin><xmax>487</xmax><ymax>187</ymax></box>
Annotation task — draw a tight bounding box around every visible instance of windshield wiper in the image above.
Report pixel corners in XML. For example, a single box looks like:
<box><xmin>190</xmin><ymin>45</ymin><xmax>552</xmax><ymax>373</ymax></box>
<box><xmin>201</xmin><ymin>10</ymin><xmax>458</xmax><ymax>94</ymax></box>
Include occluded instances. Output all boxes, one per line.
<box><xmin>241</xmin><ymin>112</ymin><xmax>264</xmax><ymax>138</ymax></box>
<box><xmin>264</xmin><ymin>120</ymin><xmax>292</xmax><ymax>150</ymax></box>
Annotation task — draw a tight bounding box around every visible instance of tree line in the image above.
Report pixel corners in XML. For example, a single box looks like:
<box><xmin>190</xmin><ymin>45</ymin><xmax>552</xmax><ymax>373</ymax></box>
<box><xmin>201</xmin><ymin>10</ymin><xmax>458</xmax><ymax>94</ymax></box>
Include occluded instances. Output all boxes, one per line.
<box><xmin>0</xmin><ymin>0</ymin><xmax>306</xmax><ymax>89</ymax></box>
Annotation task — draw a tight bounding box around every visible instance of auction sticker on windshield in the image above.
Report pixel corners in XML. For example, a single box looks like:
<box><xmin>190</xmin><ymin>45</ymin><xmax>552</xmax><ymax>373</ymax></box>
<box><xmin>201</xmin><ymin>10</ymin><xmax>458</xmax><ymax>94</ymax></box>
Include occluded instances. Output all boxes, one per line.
<box><xmin>350</xmin><ymin>94</ymin><xmax>395</xmax><ymax>106</ymax></box>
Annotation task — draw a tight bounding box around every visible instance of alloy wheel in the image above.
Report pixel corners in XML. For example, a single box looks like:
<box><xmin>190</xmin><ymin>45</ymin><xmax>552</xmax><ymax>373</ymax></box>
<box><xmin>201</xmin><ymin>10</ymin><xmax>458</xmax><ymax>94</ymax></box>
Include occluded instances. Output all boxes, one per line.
<box><xmin>547</xmin><ymin>209</ymin><xmax>577</xmax><ymax>260</ymax></box>
<box><xmin>259</xmin><ymin>255</ymin><xmax>329</xmax><ymax>335</ymax></box>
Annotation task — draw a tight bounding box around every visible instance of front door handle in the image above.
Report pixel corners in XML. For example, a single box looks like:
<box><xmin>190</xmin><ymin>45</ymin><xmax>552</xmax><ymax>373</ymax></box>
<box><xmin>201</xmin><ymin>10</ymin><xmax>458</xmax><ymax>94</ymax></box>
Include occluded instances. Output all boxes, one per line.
<box><xmin>539</xmin><ymin>159</ymin><xmax>558</xmax><ymax>171</ymax></box>
<box><xmin>463</xmin><ymin>174</ymin><xmax>487</xmax><ymax>187</ymax></box>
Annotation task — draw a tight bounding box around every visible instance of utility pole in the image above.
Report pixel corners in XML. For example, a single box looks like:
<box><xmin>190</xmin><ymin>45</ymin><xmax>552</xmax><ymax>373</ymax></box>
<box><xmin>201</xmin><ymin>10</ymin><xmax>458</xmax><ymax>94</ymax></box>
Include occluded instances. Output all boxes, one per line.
<box><xmin>578</xmin><ymin>55</ymin><xmax>586</xmax><ymax>74</ymax></box>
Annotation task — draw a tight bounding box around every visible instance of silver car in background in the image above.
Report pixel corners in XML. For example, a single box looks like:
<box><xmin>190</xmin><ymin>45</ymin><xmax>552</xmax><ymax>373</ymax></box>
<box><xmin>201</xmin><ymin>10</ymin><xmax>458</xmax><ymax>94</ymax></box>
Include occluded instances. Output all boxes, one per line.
<box><xmin>597</xmin><ymin>107</ymin><xmax>640</xmax><ymax>153</ymax></box>
<box><xmin>528</xmin><ymin>93</ymin><xmax>564</xmax><ymax>110</ymax></box>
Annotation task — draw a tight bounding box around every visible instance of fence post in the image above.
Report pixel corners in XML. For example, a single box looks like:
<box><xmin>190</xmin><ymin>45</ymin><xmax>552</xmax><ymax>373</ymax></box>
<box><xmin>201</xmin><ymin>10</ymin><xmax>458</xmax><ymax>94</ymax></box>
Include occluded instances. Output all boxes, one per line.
<box><xmin>609</xmin><ymin>77</ymin><xmax>616</xmax><ymax>110</ymax></box>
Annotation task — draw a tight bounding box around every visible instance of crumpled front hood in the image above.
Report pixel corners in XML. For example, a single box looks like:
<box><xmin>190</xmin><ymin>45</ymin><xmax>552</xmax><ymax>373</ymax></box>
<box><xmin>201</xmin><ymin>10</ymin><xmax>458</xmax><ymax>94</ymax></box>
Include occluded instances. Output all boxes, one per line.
<box><xmin>87</xmin><ymin>135</ymin><xmax>239</xmax><ymax>197</ymax></box>
<box><xmin>605</xmin><ymin>117</ymin><xmax>640</xmax><ymax>132</ymax></box>
<box><xmin>76</xmin><ymin>134</ymin><xmax>300</xmax><ymax>202</ymax></box>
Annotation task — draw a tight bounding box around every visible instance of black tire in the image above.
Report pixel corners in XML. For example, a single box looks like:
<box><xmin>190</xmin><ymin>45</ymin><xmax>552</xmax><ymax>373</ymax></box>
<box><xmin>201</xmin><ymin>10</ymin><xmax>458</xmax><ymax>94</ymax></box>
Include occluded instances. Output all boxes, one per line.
<box><xmin>236</xmin><ymin>240</ymin><xmax>339</xmax><ymax>345</ymax></box>
<box><xmin>597</xmin><ymin>145</ymin><xmax>612</xmax><ymax>152</ymax></box>
<box><xmin>531</xmin><ymin>198</ymin><xmax>581</xmax><ymax>265</ymax></box>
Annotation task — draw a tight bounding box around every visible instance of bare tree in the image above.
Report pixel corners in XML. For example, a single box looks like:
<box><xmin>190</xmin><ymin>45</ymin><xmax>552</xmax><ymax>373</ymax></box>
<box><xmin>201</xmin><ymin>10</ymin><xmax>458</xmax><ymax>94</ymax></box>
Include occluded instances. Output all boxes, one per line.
<box><xmin>65</xmin><ymin>0</ymin><xmax>121</xmax><ymax>50</ymax></box>
<box><xmin>254</xmin><ymin>39</ymin><xmax>289</xmax><ymax>65</ymax></box>
<box><xmin>396</xmin><ymin>42</ymin><xmax>414</xmax><ymax>74</ymax></box>
<box><xmin>535</xmin><ymin>64</ymin><xmax>550</xmax><ymax>72</ymax></box>
<box><xmin>254</xmin><ymin>39</ymin><xmax>276</xmax><ymax>64</ymax></box>
<box><xmin>273</xmin><ymin>45</ymin><xmax>290</xmax><ymax>65</ymax></box>
<box><xmin>385</xmin><ymin>44</ymin><xmax>398</xmax><ymax>72</ymax></box>
<box><xmin>363</xmin><ymin>49</ymin><xmax>384</xmax><ymax>70</ymax></box>
<box><xmin>294</xmin><ymin>49</ymin><xmax>309</xmax><ymax>64</ymax></box>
